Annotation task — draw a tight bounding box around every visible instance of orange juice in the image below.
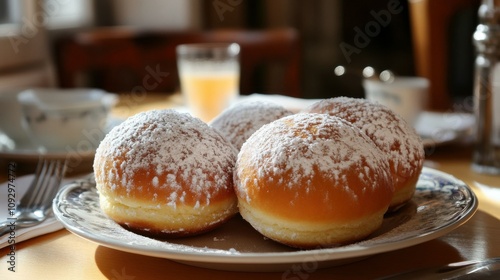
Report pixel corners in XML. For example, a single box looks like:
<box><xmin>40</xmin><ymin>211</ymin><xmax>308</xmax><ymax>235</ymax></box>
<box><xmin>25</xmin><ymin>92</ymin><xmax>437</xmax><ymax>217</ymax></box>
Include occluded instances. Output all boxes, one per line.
<box><xmin>180</xmin><ymin>72</ymin><xmax>239</xmax><ymax>122</ymax></box>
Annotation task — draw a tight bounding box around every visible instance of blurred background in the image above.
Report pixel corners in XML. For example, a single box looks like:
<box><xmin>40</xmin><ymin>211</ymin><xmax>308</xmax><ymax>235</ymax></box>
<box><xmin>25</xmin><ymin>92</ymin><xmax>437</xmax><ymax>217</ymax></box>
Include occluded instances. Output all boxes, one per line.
<box><xmin>0</xmin><ymin>0</ymin><xmax>479</xmax><ymax>107</ymax></box>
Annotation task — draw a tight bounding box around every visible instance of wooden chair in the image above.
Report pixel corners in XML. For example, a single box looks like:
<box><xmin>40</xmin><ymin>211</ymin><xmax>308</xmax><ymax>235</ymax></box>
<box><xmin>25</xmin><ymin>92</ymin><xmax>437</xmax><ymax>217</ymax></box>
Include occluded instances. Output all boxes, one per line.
<box><xmin>409</xmin><ymin>0</ymin><xmax>480</xmax><ymax>111</ymax></box>
<box><xmin>54</xmin><ymin>27</ymin><xmax>302</xmax><ymax>98</ymax></box>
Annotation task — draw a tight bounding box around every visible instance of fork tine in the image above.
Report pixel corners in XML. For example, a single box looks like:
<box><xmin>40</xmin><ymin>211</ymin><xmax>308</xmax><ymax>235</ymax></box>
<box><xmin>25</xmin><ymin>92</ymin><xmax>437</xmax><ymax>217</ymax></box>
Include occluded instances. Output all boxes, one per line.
<box><xmin>39</xmin><ymin>159</ymin><xmax>67</xmax><ymax>211</ymax></box>
<box><xmin>18</xmin><ymin>158</ymin><xmax>49</xmax><ymax>209</ymax></box>
<box><xmin>32</xmin><ymin>159</ymin><xmax>57</xmax><ymax>209</ymax></box>
<box><xmin>18</xmin><ymin>158</ymin><xmax>67</xmax><ymax>211</ymax></box>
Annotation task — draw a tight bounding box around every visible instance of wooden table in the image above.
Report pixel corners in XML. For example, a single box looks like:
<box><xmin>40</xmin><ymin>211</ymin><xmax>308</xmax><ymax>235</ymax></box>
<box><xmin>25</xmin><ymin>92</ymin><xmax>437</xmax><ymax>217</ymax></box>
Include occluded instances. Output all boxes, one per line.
<box><xmin>1</xmin><ymin>93</ymin><xmax>500</xmax><ymax>279</ymax></box>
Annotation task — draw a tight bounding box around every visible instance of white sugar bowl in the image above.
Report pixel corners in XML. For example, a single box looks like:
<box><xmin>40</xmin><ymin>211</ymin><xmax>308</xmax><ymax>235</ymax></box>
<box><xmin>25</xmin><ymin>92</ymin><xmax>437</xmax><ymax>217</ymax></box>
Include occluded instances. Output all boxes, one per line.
<box><xmin>17</xmin><ymin>88</ymin><xmax>117</xmax><ymax>152</ymax></box>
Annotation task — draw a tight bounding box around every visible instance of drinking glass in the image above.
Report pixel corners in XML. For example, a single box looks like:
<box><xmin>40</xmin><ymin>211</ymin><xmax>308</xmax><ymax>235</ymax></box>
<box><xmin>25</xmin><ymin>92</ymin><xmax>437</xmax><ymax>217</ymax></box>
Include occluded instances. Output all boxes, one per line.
<box><xmin>176</xmin><ymin>43</ymin><xmax>240</xmax><ymax>122</ymax></box>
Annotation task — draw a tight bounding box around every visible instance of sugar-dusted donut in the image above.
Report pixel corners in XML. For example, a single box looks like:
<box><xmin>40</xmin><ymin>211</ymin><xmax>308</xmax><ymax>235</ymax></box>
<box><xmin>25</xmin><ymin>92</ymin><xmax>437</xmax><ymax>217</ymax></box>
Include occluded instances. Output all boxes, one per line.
<box><xmin>305</xmin><ymin>97</ymin><xmax>424</xmax><ymax>210</ymax></box>
<box><xmin>210</xmin><ymin>101</ymin><xmax>293</xmax><ymax>150</ymax></box>
<box><xmin>234</xmin><ymin>113</ymin><xmax>394</xmax><ymax>248</ymax></box>
<box><xmin>94</xmin><ymin>109</ymin><xmax>238</xmax><ymax>237</ymax></box>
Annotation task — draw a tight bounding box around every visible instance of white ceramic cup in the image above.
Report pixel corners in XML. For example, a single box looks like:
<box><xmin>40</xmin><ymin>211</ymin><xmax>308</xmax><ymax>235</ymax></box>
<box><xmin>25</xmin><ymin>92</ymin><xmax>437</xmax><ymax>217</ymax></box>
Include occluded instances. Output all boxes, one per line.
<box><xmin>17</xmin><ymin>88</ymin><xmax>117</xmax><ymax>152</ymax></box>
<box><xmin>176</xmin><ymin>43</ymin><xmax>240</xmax><ymax>123</ymax></box>
<box><xmin>363</xmin><ymin>77</ymin><xmax>429</xmax><ymax>126</ymax></box>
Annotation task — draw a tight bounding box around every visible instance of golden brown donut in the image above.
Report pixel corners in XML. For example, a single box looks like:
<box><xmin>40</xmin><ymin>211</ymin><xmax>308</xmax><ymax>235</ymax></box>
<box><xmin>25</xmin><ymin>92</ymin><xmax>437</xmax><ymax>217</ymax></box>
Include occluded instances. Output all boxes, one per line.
<box><xmin>210</xmin><ymin>101</ymin><xmax>293</xmax><ymax>150</ymax></box>
<box><xmin>94</xmin><ymin>109</ymin><xmax>238</xmax><ymax>238</ymax></box>
<box><xmin>304</xmin><ymin>97</ymin><xmax>425</xmax><ymax>211</ymax></box>
<box><xmin>234</xmin><ymin>113</ymin><xmax>394</xmax><ymax>248</ymax></box>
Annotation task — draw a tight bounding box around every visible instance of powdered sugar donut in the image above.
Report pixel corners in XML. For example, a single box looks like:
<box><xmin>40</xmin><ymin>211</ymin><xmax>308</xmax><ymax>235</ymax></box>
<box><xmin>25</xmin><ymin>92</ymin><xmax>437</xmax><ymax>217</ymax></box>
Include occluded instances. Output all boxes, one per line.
<box><xmin>94</xmin><ymin>109</ymin><xmax>238</xmax><ymax>238</ymax></box>
<box><xmin>234</xmin><ymin>113</ymin><xmax>394</xmax><ymax>248</ymax></box>
<box><xmin>210</xmin><ymin>101</ymin><xmax>293</xmax><ymax>150</ymax></box>
<box><xmin>304</xmin><ymin>97</ymin><xmax>424</xmax><ymax>210</ymax></box>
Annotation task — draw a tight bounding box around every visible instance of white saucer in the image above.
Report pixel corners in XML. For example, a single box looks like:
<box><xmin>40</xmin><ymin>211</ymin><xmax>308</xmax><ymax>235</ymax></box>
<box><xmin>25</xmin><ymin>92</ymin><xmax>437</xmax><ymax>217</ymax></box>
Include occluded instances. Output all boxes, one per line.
<box><xmin>414</xmin><ymin>111</ymin><xmax>475</xmax><ymax>148</ymax></box>
<box><xmin>0</xmin><ymin>117</ymin><xmax>123</xmax><ymax>163</ymax></box>
<box><xmin>0</xmin><ymin>144</ymin><xmax>96</xmax><ymax>161</ymax></box>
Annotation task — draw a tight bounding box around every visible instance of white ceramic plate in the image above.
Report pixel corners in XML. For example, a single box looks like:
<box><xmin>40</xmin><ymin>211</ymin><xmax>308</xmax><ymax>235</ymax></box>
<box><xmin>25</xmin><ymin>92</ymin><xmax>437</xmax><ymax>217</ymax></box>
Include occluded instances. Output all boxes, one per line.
<box><xmin>53</xmin><ymin>167</ymin><xmax>477</xmax><ymax>272</ymax></box>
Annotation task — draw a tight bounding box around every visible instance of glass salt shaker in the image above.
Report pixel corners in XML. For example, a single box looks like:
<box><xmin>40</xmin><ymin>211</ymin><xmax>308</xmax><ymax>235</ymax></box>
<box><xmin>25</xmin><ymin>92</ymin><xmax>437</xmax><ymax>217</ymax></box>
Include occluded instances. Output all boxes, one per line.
<box><xmin>472</xmin><ymin>0</ymin><xmax>500</xmax><ymax>174</ymax></box>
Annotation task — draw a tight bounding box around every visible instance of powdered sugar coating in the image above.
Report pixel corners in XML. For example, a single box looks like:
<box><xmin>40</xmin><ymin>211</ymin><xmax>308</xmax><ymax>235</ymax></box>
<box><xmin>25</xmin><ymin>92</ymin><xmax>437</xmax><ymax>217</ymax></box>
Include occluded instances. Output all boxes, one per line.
<box><xmin>210</xmin><ymin>101</ymin><xmax>293</xmax><ymax>150</ymax></box>
<box><xmin>305</xmin><ymin>97</ymin><xmax>424</xmax><ymax>184</ymax></box>
<box><xmin>235</xmin><ymin>113</ymin><xmax>392</xmax><ymax>202</ymax></box>
<box><xmin>94</xmin><ymin>109</ymin><xmax>237</xmax><ymax>208</ymax></box>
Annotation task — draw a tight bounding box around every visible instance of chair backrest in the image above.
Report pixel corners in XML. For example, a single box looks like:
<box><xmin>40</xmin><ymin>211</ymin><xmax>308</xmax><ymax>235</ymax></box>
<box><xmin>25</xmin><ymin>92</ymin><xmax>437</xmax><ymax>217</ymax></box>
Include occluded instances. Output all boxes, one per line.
<box><xmin>54</xmin><ymin>27</ymin><xmax>302</xmax><ymax>98</ymax></box>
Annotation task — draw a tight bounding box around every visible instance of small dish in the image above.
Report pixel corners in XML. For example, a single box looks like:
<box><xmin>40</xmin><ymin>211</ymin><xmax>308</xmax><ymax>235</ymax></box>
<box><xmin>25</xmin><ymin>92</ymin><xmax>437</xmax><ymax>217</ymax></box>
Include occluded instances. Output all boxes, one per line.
<box><xmin>17</xmin><ymin>88</ymin><xmax>117</xmax><ymax>152</ymax></box>
<box><xmin>414</xmin><ymin>111</ymin><xmax>475</xmax><ymax>148</ymax></box>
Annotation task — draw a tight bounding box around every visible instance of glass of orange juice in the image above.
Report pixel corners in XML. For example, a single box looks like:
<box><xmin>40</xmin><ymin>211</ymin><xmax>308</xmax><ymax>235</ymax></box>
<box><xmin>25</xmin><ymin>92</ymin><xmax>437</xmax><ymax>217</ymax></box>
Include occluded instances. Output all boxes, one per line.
<box><xmin>176</xmin><ymin>43</ymin><xmax>240</xmax><ymax>122</ymax></box>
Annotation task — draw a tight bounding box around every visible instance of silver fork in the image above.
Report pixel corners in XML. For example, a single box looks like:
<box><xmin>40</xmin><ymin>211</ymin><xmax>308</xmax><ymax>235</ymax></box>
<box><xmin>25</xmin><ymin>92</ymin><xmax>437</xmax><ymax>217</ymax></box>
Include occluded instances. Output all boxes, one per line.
<box><xmin>0</xmin><ymin>158</ymin><xmax>67</xmax><ymax>237</ymax></box>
